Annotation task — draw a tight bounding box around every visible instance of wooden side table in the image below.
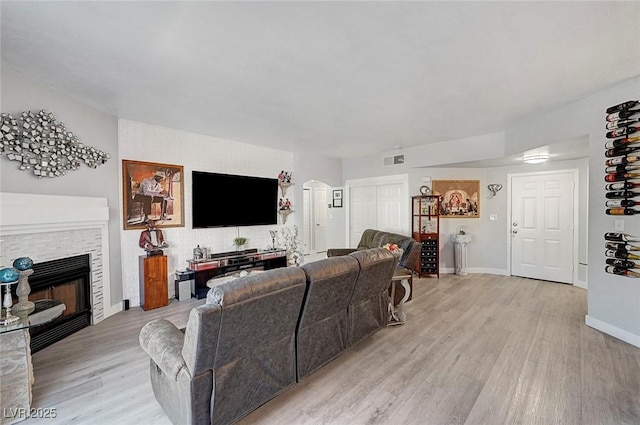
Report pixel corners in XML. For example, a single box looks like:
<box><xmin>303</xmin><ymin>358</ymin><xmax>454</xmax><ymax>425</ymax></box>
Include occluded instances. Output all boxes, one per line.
<box><xmin>139</xmin><ymin>255</ymin><xmax>168</xmax><ymax>311</ymax></box>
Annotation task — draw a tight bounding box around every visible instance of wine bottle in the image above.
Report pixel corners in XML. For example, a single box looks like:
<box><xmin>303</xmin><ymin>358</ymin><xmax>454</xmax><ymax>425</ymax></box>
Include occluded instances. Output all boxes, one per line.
<box><xmin>606</xmin><ymin>155</ymin><xmax>640</xmax><ymax>166</ymax></box>
<box><xmin>605</xmin><ymin>190</ymin><xmax>640</xmax><ymax>199</ymax></box>
<box><xmin>606</xmin><ymin>208</ymin><xmax>640</xmax><ymax>215</ymax></box>
<box><xmin>605</xmin><ymin>165</ymin><xmax>640</xmax><ymax>174</ymax></box>
<box><xmin>605</xmin><ymin>249</ymin><xmax>640</xmax><ymax>260</ymax></box>
<box><xmin>606</xmin><ymin>181</ymin><xmax>640</xmax><ymax>190</ymax></box>
<box><xmin>604</xmin><ymin>137</ymin><xmax>640</xmax><ymax>149</ymax></box>
<box><xmin>605</xmin><ymin>199</ymin><xmax>640</xmax><ymax>208</ymax></box>
<box><xmin>605</xmin><ymin>241</ymin><xmax>640</xmax><ymax>251</ymax></box>
<box><xmin>605</xmin><ymin>146</ymin><xmax>640</xmax><ymax>158</ymax></box>
<box><xmin>604</xmin><ymin>172</ymin><xmax>640</xmax><ymax>182</ymax></box>
<box><xmin>605</xmin><ymin>232</ymin><xmax>640</xmax><ymax>242</ymax></box>
<box><xmin>606</xmin><ymin>126</ymin><xmax>639</xmax><ymax>139</ymax></box>
<box><xmin>605</xmin><ymin>265</ymin><xmax>640</xmax><ymax>278</ymax></box>
<box><xmin>607</xmin><ymin>109</ymin><xmax>640</xmax><ymax>122</ymax></box>
<box><xmin>606</xmin><ymin>100</ymin><xmax>640</xmax><ymax>114</ymax></box>
<box><xmin>606</xmin><ymin>258</ymin><xmax>640</xmax><ymax>269</ymax></box>
<box><xmin>606</xmin><ymin>118</ymin><xmax>640</xmax><ymax>130</ymax></box>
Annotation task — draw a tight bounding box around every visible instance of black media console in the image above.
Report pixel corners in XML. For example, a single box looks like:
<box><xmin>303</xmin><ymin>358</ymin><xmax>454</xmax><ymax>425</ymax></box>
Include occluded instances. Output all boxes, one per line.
<box><xmin>187</xmin><ymin>249</ymin><xmax>287</xmax><ymax>299</ymax></box>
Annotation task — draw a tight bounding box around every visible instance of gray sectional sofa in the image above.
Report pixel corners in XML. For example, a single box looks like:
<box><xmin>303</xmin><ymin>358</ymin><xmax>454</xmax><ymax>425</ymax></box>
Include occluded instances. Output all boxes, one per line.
<box><xmin>139</xmin><ymin>247</ymin><xmax>398</xmax><ymax>425</ymax></box>
<box><xmin>327</xmin><ymin>229</ymin><xmax>420</xmax><ymax>304</ymax></box>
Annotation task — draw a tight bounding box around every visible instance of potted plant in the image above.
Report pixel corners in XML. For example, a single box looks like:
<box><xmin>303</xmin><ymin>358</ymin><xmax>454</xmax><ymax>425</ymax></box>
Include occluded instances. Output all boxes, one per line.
<box><xmin>233</xmin><ymin>237</ymin><xmax>248</xmax><ymax>251</ymax></box>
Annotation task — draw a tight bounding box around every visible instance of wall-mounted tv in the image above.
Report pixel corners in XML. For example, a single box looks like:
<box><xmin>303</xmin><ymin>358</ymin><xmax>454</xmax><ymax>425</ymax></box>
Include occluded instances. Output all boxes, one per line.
<box><xmin>192</xmin><ymin>171</ymin><xmax>278</xmax><ymax>228</ymax></box>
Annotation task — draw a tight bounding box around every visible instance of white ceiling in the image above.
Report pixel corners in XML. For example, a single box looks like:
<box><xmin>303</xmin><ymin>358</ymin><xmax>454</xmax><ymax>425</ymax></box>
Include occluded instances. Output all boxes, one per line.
<box><xmin>2</xmin><ymin>2</ymin><xmax>639</xmax><ymax>160</ymax></box>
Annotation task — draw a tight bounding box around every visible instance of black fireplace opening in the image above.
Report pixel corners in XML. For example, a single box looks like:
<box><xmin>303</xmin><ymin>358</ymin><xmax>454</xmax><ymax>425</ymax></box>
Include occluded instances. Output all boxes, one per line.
<box><xmin>14</xmin><ymin>254</ymin><xmax>92</xmax><ymax>353</ymax></box>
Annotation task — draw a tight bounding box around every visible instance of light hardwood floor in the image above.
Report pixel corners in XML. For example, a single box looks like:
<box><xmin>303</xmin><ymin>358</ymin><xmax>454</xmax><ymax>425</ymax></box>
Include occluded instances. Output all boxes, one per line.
<box><xmin>18</xmin><ymin>273</ymin><xmax>640</xmax><ymax>425</ymax></box>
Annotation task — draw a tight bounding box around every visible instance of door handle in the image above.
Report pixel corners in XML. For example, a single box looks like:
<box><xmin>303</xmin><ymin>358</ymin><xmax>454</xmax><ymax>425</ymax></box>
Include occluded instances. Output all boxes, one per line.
<box><xmin>512</xmin><ymin>222</ymin><xmax>518</xmax><ymax>226</ymax></box>
<box><xmin>512</xmin><ymin>229</ymin><xmax>518</xmax><ymax>234</ymax></box>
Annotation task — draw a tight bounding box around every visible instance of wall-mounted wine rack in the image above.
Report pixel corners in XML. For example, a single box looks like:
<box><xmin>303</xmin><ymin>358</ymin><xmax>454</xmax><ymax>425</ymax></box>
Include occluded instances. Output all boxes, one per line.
<box><xmin>604</xmin><ymin>233</ymin><xmax>640</xmax><ymax>278</ymax></box>
<box><xmin>604</xmin><ymin>99</ymin><xmax>640</xmax><ymax>215</ymax></box>
<box><xmin>604</xmin><ymin>99</ymin><xmax>640</xmax><ymax>278</ymax></box>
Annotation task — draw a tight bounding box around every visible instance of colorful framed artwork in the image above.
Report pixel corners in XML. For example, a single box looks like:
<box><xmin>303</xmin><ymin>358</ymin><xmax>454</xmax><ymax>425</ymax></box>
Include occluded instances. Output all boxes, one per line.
<box><xmin>122</xmin><ymin>160</ymin><xmax>184</xmax><ymax>230</ymax></box>
<box><xmin>431</xmin><ymin>180</ymin><xmax>480</xmax><ymax>218</ymax></box>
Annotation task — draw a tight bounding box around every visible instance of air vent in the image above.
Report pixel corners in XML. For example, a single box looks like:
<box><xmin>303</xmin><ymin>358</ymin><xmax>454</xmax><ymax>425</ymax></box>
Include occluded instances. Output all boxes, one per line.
<box><xmin>383</xmin><ymin>154</ymin><xmax>405</xmax><ymax>166</ymax></box>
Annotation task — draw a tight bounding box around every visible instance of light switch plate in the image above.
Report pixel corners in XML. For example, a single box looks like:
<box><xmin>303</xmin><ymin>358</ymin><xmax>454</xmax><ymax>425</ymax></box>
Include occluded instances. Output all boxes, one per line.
<box><xmin>490</xmin><ymin>214</ymin><xmax>498</xmax><ymax>221</ymax></box>
<box><xmin>615</xmin><ymin>220</ymin><xmax>624</xmax><ymax>231</ymax></box>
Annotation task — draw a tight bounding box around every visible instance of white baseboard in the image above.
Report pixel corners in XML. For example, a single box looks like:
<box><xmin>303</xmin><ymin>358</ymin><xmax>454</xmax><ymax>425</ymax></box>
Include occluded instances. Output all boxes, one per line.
<box><xmin>438</xmin><ymin>267</ymin><xmax>508</xmax><ymax>276</ymax></box>
<box><xmin>585</xmin><ymin>315</ymin><xmax>640</xmax><ymax>348</ymax></box>
<box><xmin>103</xmin><ymin>302</ymin><xmax>123</xmax><ymax>320</ymax></box>
<box><xmin>574</xmin><ymin>280</ymin><xmax>587</xmax><ymax>290</ymax></box>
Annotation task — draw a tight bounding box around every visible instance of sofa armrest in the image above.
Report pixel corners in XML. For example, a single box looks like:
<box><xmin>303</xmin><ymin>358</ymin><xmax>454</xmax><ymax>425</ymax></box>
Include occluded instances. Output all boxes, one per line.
<box><xmin>139</xmin><ymin>319</ymin><xmax>188</xmax><ymax>380</ymax></box>
<box><xmin>326</xmin><ymin>248</ymin><xmax>357</xmax><ymax>257</ymax></box>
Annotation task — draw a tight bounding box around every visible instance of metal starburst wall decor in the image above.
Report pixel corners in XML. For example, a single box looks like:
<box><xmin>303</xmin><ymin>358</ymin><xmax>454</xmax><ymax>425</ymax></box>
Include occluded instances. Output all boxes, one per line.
<box><xmin>0</xmin><ymin>110</ymin><xmax>110</xmax><ymax>178</ymax></box>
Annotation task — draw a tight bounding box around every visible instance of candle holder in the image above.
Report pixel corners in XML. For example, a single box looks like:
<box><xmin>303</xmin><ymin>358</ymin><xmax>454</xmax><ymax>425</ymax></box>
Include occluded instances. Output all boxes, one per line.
<box><xmin>0</xmin><ymin>267</ymin><xmax>20</xmax><ymax>326</ymax></box>
<box><xmin>269</xmin><ymin>230</ymin><xmax>276</xmax><ymax>250</ymax></box>
<box><xmin>12</xmin><ymin>257</ymin><xmax>35</xmax><ymax>313</ymax></box>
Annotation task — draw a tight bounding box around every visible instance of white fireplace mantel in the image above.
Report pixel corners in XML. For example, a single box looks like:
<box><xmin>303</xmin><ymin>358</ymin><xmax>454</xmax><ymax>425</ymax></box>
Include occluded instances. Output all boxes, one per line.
<box><xmin>0</xmin><ymin>192</ymin><xmax>114</xmax><ymax>322</ymax></box>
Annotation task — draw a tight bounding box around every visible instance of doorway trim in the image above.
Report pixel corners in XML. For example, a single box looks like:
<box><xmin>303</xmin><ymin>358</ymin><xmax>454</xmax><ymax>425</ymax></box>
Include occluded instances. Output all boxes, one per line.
<box><xmin>344</xmin><ymin>173</ymin><xmax>410</xmax><ymax>246</ymax></box>
<box><xmin>506</xmin><ymin>168</ymin><xmax>579</xmax><ymax>285</ymax></box>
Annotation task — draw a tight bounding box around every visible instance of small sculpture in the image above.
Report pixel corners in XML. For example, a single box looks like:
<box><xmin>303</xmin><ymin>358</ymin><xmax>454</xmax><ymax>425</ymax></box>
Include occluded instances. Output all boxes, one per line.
<box><xmin>278</xmin><ymin>171</ymin><xmax>292</xmax><ymax>183</ymax></box>
<box><xmin>279</xmin><ymin>198</ymin><xmax>292</xmax><ymax>210</ymax></box>
<box><xmin>139</xmin><ymin>220</ymin><xmax>168</xmax><ymax>254</ymax></box>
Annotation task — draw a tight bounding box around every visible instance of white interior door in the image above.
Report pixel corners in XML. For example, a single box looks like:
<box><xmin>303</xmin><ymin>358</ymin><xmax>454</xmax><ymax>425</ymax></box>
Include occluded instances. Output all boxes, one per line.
<box><xmin>511</xmin><ymin>172</ymin><xmax>574</xmax><ymax>283</ymax></box>
<box><xmin>303</xmin><ymin>189</ymin><xmax>311</xmax><ymax>254</ymax></box>
<box><xmin>376</xmin><ymin>183</ymin><xmax>404</xmax><ymax>234</ymax></box>
<box><xmin>350</xmin><ymin>185</ymin><xmax>377</xmax><ymax>246</ymax></box>
<box><xmin>313</xmin><ymin>188</ymin><xmax>327</xmax><ymax>253</ymax></box>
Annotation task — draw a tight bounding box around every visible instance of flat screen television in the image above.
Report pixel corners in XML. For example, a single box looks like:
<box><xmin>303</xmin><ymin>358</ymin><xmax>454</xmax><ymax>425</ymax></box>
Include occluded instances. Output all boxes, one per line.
<box><xmin>192</xmin><ymin>171</ymin><xmax>278</xmax><ymax>228</ymax></box>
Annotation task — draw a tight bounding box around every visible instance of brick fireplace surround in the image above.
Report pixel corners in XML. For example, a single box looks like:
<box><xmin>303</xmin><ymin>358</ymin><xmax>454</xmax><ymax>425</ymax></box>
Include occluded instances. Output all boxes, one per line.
<box><xmin>0</xmin><ymin>192</ymin><xmax>114</xmax><ymax>325</ymax></box>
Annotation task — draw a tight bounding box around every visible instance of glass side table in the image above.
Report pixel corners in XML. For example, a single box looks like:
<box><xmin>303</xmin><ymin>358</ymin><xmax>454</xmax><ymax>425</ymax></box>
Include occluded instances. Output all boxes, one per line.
<box><xmin>1</xmin><ymin>299</ymin><xmax>65</xmax><ymax>425</ymax></box>
<box><xmin>1</xmin><ymin>299</ymin><xmax>66</xmax><ymax>334</ymax></box>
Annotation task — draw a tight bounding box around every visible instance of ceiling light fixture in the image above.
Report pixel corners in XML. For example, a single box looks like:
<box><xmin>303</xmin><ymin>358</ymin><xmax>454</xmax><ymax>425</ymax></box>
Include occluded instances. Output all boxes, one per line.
<box><xmin>522</xmin><ymin>154</ymin><xmax>549</xmax><ymax>164</ymax></box>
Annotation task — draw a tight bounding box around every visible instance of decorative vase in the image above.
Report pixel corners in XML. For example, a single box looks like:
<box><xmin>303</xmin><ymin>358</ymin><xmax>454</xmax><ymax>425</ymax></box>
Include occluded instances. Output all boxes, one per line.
<box><xmin>12</xmin><ymin>257</ymin><xmax>34</xmax><ymax>312</ymax></box>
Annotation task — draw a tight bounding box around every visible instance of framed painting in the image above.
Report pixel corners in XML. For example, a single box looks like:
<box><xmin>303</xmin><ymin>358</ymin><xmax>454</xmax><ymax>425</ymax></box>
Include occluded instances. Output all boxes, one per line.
<box><xmin>332</xmin><ymin>189</ymin><xmax>343</xmax><ymax>208</ymax></box>
<box><xmin>432</xmin><ymin>180</ymin><xmax>480</xmax><ymax>218</ymax></box>
<box><xmin>122</xmin><ymin>160</ymin><xmax>184</xmax><ymax>230</ymax></box>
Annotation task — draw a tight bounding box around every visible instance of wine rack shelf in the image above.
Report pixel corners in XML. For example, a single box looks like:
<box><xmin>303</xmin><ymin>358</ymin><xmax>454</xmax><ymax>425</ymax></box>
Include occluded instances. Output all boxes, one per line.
<box><xmin>604</xmin><ymin>100</ymin><xmax>640</xmax><ymax>278</ymax></box>
<box><xmin>412</xmin><ymin>195</ymin><xmax>440</xmax><ymax>278</ymax></box>
<box><xmin>604</xmin><ymin>99</ymin><xmax>640</xmax><ymax>216</ymax></box>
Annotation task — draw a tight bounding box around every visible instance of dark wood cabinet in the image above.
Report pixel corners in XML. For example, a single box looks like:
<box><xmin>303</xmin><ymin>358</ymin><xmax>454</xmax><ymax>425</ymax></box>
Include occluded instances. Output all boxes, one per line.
<box><xmin>412</xmin><ymin>195</ymin><xmax>440</xmax><ymax>278</ymax></box>
<box><xmin>139</xmin><ymin>255</ymin><xmax>168</xmax><ymax>310</ymax></box>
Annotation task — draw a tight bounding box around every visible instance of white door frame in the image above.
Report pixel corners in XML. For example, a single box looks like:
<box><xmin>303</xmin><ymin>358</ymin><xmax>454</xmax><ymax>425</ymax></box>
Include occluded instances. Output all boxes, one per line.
<box><xmin>506</xmin><ymin>168</ymin><xmax>579</xmax><ymax>285</ymax></box>
<box><xmin>344</xmin><ymin>174</ymin><xmax>410</xmax><ymax>246</ymax></box>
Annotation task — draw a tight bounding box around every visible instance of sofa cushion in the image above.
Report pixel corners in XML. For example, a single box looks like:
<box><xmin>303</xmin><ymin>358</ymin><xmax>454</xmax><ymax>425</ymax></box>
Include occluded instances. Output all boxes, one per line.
<box><xmin>356</xmin><ymin>229</ymin><xmax>378</xmax><ymax>250</ymax></box>
<box><xmin>348</xmin><ymin>248</ymin><xmax>398</xmax><ymax>346</ymax></box>
<box><xmin>297</xmin><ymin>255</ymin><xmax>360</xmax><ymax>380</ymax></box>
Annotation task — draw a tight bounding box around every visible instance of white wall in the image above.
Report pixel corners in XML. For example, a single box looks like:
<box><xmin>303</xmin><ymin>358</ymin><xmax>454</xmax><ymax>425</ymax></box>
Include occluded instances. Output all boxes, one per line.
<box><xmin>342</xmin><ymin>77</ymin><xmax>640</xmax><ymax>345</ymax></box>
<box><xmin>0</xmin><ymin>66</ymin><xmax>123</xmax><ymax>310</ymax></box>
<box><xmin>293</xmin><ymin>152</ymin><xmax>345</xmax><ymax>249</ymax></box>
<box><xmin>504</xmin><ymin>76</ymin><xmax>640</xmax><ymax>346</ymax></box>
<box><xmin>118</xmin><ymin>119</ymin><xmax>295</xmax><ymax>306</ymax></box>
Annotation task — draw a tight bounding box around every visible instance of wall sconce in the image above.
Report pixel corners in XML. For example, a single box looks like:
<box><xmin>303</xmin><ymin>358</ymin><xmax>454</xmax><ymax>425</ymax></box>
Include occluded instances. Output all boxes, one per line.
<box><xmin>487</xmin><ymin>184</ymin><xmax>503</xmax><ymax>198</ymax></box>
